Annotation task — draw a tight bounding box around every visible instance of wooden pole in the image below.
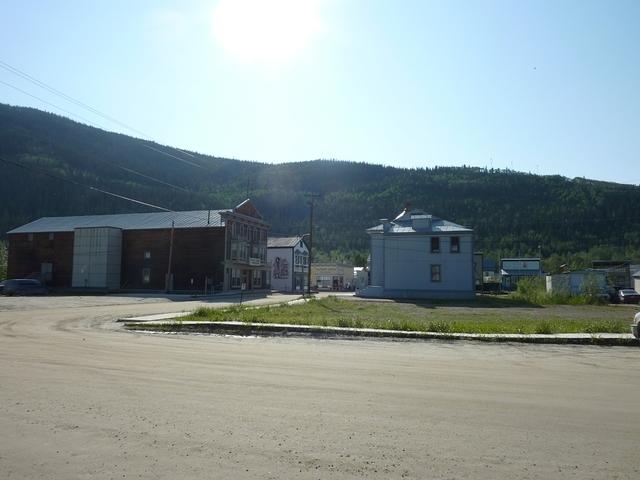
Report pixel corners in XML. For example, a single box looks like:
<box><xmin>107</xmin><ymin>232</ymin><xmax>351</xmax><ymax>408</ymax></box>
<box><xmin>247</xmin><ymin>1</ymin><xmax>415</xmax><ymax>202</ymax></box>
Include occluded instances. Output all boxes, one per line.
<box><xmin>166</xmin><ymin>220</ymin><xmax>174</xmax><ymax>292</ymax></box>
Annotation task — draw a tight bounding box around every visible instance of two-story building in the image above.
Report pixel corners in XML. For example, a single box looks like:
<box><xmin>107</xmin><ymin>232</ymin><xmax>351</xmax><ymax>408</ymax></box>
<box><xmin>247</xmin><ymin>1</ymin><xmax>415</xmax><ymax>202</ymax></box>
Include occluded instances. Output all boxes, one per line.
<box><xmin>358</xmin><ymin>206</ymin><xmax>474</xmax><ymax>299</ymax></box>
<box><xmin>6</xmin><ymin>199</ymin><xmax>269</xmax><ymax>293</ymax></box>
<box><xmin>267</xmin><ymin>236</ymin><xmax>309</xmax><ymax>292</ymax></box>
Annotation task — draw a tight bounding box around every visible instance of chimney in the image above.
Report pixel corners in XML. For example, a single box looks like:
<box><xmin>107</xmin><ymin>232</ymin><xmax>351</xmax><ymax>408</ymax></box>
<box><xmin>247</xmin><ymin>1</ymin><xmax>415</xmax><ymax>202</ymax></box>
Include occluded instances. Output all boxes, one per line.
<box><xmin>379</xmin><ymin>218</ymin><xmax>390</xmax><ymax>232</ymax></box>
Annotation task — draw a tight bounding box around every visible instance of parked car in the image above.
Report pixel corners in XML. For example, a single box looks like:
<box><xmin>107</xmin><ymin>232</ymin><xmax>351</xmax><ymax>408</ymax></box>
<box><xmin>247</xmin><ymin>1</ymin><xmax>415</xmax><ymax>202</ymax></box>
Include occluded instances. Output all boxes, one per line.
<box><xmin>633</xmin><ymin>312</ymin><xmax>640</xmax><ymax>339</ymax></box>
<box><xmin>618</xmin><ymin>289</ymin><xmax>640</xmax><ymax>304</ymax></box>
<box><xmin>1</xmin><ymin>279</ymin><xmax>48</xmax><ymax>296</ymax></box>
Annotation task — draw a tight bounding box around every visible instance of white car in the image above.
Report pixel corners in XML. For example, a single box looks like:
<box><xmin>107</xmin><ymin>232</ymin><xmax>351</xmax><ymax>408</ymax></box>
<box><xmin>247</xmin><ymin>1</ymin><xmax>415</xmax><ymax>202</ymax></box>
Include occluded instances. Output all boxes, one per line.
<box><xmin>633</xmin><ymin>312</ymin><xmax>640</xmax><ymax>339</ymax></box>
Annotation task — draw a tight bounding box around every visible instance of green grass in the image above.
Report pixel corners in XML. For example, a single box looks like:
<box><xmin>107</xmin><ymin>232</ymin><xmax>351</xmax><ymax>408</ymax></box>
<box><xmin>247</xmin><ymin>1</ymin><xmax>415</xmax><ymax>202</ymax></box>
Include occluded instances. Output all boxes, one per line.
<box><xmin>178</xmin><ymin>296</ymin><xmax>633</xmax><ymax>335</ymax></box>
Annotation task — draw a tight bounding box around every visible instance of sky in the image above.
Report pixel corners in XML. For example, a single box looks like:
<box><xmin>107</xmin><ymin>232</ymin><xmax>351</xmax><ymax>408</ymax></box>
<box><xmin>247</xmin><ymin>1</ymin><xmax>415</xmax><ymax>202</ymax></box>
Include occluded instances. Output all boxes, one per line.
<box><xmin>1</xmin><ymin>0</ymin><xmax>639</xmax><ymax>184</ymax></box>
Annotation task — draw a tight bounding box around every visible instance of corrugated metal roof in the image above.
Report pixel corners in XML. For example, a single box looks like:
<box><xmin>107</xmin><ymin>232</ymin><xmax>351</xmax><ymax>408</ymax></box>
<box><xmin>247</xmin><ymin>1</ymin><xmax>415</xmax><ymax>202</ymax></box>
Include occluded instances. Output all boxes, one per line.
<box><xmin>267</xmin><ymin>236</ymin><xmax>304</xmax><ymax>248</ymax></box>
<box><xmin>8</xmin><ymin>210</ymin><xmax>231</xmax><ymax>234</ymax></box>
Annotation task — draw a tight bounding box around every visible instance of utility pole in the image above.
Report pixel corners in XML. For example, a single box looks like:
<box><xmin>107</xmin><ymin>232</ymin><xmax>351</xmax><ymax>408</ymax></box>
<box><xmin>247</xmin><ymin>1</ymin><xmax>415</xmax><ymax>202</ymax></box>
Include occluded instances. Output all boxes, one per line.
<box><xmin>306</xmin><ymin>193</ymin><xmax>320</xmax><ymax>296</ymax></box>
<box><xmin>166</xmin><ymin>220</ymin><xmax>175</xmax><ymax>292</ymax></box>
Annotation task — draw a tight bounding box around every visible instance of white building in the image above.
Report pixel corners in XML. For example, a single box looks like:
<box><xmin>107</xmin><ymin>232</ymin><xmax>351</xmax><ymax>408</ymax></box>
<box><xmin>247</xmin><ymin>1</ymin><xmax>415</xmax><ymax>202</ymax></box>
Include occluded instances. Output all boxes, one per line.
<box><xmin>267</xmin><ymin>236</ymin><xmax>308</xmax><ymax>292</ymax></box>
<box><xmin>546</xmin><ymin>270</ymin><xmax>606</xmax><ymax>296</ymax></box>
<box><xmin>358</xmin><ymin>207</ymin><xmax>474</xmax><ymax>299</ymax></box>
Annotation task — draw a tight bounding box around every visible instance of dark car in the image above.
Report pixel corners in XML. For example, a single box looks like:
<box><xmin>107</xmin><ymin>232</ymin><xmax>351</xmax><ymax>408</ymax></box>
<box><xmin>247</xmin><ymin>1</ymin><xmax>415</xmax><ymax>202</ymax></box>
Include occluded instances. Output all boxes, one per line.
<box><xmin>1</xmin><ymin>279</ymin><xmax>48</xmax><ymax>296</ymax></box>
<box><xmin>618</xmin><ymin>289</ymin><xmax>640</xmax><ymax>304</ymax></box>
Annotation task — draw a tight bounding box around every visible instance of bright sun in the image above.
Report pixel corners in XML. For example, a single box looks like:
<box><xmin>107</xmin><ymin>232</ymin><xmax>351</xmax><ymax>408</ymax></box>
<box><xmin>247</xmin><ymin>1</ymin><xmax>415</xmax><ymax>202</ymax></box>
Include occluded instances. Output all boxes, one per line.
<box><xmin>211</xmin><ymin>0</ymin><xmax>324</xmax><ymax>65</ymax></box>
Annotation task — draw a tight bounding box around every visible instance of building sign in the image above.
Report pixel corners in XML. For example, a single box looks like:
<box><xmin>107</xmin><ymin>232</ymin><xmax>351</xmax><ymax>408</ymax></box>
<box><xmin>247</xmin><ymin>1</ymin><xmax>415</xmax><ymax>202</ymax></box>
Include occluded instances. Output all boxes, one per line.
<box><xmin>249</xmin><ymin>257</ymin><xmax>261</xmax><ymax>266</ymax></box>
<box><xmin>272</xmin><ymin>257</ymin><xmax>289</xmax><ymax>279</ymax></box>
<box><xmin>502</xmin><ymin>260</ymin><xmax>540</xmax><ymax>271</ymax></box>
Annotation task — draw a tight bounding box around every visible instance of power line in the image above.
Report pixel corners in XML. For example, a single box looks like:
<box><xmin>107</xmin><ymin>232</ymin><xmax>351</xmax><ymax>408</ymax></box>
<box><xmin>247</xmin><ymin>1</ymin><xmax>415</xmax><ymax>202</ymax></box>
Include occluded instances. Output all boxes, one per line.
<box><xmin>0</xmin><ymin>58</ymin><xmax>204</xmax><ymax>168</ymax></box>
<box><xmin>0</xmin><ymin>78</ymin><xmax>193</xmax><ymax>192</ymax></box>
<box><xmin>1</xmin><ymin>59</ymin><xmax>150</xmax><ymax>140</ymax></box>
<box><xmin>0</xmin><ymin>155</ymin><xmax>173</xmax><ymax>212</ymax></box>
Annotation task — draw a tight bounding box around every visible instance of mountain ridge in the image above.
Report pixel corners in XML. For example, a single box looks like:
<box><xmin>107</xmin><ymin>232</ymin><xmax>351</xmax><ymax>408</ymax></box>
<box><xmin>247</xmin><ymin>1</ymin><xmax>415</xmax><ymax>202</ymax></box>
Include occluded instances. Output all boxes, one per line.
<box><xmin>1</xmin><ymin>102</ymin><xmax>639</xmax><ymax>267</ymax></box>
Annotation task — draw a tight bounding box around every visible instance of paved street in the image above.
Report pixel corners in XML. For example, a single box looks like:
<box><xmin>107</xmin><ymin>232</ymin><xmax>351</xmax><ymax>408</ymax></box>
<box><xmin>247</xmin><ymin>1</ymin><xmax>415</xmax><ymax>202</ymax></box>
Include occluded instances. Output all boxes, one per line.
<box><xmin>0</xmin><ymin>294</ymin><xmax>639</xmax><ymax>479</ymax></box>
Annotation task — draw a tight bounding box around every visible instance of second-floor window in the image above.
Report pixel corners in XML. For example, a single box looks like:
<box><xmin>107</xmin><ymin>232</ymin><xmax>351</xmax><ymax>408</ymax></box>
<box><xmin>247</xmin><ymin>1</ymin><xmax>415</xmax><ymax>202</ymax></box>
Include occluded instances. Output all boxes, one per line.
<box><xmin>450</xmin><ymin>236</ymin><xmax>460</xmax><ymax>253</ymax></box>
<box><xmin>431</xmin><ymin>237</ymin><xmax>440</xmax><ymax>253</ymax></box>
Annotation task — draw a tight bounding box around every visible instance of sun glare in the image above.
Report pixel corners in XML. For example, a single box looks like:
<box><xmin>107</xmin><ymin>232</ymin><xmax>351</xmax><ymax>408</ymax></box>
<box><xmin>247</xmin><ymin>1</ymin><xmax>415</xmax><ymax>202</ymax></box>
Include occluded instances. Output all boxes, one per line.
<box><xmin>211</xmin><ymin>0</ymin><xmax>324</xmax><ymax>65</ymax></box>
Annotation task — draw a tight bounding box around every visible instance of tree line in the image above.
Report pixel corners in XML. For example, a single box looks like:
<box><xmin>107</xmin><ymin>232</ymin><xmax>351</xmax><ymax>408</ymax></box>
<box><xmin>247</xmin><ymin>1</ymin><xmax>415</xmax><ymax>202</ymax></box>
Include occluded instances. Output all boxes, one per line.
<box><xmin>1</xmin><ymin>103</ymin><xmax>640</xmax><ymax>272</ymax></box>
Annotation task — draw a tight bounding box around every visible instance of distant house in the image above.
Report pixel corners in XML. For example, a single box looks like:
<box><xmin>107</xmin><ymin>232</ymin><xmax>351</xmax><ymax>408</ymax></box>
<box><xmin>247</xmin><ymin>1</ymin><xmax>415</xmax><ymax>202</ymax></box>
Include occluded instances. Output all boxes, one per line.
<box><xmin>358</xmin><ymin>206</ymin><xmax>474</xmax><ymax>299</ymax></box>
<box><xmin>353</xmin><ymin>266</ymin><xmax>368</xmax><ymax>291</ymax></box>
<box><xmin>500</xmin><ymin>258</ymin><xmax>542</xmax><ymax>291</ymax></box>
<box><xmin>311</xmin><ymin>262</ymin><xmax>354</xmax><ymax>291</ymax></box>
<box><xmin>267</xmin><ymin>236</ymin><xmax>308</xmax><ymax>292</ymax></box>
<box><xmin>6</xmin><ymin>199</ymin><xmax>269</xmax><ymax>292</ymax></box>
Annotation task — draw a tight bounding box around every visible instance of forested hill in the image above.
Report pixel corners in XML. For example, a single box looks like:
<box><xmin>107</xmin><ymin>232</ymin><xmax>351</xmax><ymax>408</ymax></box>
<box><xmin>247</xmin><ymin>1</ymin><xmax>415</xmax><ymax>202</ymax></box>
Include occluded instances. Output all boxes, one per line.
<box><xmin>1</xmin><ymin>103</ymin><xmax>640</xmax><ymax>266</ymax></box>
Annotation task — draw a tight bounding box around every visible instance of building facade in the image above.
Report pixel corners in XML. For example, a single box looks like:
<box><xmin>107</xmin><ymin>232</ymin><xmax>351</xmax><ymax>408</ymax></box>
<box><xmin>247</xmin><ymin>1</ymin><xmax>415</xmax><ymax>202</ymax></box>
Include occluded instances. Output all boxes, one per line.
<box><xmin>358</xmin><ymin>207</ymin><xmax>474</xmax><ymax>299</ymax></box>
<box><xmin>6</xmin><ymin>199</ymin><xmax>268</xmax><ymax>293</ymax></box>
<box><xmin>267</xmin><ymin>236</ymin><xmax>309</xmax><ymax>292</ymax></box>
<box><xmin>500</xmin><ymin>258</ymin><xmax>542</xmax><ymax>291</ymax></box>
<box><xmin>311</xmin><ymin>262</ymin><xmax>354</xmax><ymax>291</ymax></box>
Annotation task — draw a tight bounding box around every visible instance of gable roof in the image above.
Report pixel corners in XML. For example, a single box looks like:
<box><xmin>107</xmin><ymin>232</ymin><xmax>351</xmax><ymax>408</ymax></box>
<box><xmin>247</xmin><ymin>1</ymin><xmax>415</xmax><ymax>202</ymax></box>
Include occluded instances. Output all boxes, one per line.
<box><xmin>234</xmin><ymin>199</ymin><xmax>263</xmax><ymax>219</ymax></box>
<box><xmin>268</xmin><ymin>236</ymin><xmax>306</xmax><ymax>248</ymax></box>
<box><xmin>367</xmin><ymin>208</ymin><xmax>472</xmax><ymax>234</ymax></box>
<box><xmin>7</xmin><ymin>210</ymin><xmax>230</xmax><ymax>234</ymax></box>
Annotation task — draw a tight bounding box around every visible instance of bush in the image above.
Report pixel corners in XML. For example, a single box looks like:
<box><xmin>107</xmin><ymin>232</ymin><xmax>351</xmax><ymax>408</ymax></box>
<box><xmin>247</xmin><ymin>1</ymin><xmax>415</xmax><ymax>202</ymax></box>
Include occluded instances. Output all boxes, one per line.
<box><xmin>514</xmin><ymin>276</ymin><xmax>605</xmax><ymax>305</ymax></box>
<box><xmin>534</xmin><ymin>321</ymin><xmax>554</xmax><ymax>334</ymax></box>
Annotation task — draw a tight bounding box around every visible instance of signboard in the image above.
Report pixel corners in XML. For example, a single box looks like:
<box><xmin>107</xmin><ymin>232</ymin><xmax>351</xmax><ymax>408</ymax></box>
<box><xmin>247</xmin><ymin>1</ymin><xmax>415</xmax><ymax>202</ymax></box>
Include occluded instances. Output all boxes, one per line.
<box><xmin>249</xmin><ymin>257</ymin><xmax>261</xmax><ymax>266</ymax></box>
<box><xmin>502</xmin><ymin>260</ymin><xmax>540</xmax><ymax>271</ymax></box>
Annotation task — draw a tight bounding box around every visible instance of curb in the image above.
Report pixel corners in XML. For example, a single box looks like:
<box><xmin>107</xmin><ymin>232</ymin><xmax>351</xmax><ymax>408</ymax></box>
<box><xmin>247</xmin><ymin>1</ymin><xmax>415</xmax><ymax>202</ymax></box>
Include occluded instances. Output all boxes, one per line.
<box><xmin>123</xmin><ymin>320</ymin><xmax>639</xmax><ymax>346</ymax></box>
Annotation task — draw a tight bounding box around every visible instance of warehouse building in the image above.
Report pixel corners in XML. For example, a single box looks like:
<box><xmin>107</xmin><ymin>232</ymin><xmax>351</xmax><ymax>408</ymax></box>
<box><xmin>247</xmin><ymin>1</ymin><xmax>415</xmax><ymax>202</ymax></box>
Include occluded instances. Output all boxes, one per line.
<box><xmin>6</xmin><ymin>199</ymin><xmax>269</xmax><ymax>293</ymax></box>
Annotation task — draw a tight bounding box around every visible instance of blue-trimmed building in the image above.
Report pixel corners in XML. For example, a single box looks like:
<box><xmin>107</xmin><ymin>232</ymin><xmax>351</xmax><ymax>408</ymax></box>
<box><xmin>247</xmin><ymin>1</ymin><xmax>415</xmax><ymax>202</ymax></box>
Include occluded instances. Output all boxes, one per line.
<box><xmin>358</xmin><ymin>207</ymin><xmax>474</xmax><ymax>299</ymax></box>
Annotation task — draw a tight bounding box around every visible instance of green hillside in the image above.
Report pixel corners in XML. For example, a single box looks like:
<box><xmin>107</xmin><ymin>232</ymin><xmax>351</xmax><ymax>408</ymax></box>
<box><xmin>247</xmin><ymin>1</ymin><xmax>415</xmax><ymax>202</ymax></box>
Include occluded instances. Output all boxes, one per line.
<box><xmin>1</xmin><ymin>103</ymin><xmax>640</xmax><ymax>269</ymax></box>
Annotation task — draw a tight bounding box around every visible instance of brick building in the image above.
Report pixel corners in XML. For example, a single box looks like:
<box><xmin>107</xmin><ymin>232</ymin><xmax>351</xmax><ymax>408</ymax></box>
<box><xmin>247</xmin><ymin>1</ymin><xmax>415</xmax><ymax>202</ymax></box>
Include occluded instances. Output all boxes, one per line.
<box><xmin>6</xmin><ymin>199</ymin><xmax>268</xmax><ymax>292</ymax></box>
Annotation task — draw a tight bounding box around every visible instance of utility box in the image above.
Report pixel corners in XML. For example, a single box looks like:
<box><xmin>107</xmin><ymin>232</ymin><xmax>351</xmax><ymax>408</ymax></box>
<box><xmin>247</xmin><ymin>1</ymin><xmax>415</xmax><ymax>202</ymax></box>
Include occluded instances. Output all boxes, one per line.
<box><xmin>72</xmin><ymin>227</ymin><xmax>122</xmax><ymax>289</ymax></box>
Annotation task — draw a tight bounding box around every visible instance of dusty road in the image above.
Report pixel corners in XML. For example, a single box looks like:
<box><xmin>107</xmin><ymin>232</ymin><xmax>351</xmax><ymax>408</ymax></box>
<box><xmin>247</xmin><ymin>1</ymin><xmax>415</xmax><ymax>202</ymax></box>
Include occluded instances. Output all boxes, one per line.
<box><xmin>0</xmin><ymin>295</ymin><xmax>639</xmax><ymax>479</ymax></box>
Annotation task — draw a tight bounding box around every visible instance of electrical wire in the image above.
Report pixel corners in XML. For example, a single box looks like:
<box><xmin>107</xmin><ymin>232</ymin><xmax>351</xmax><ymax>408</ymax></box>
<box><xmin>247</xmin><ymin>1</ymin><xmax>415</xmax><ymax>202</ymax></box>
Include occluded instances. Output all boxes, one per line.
<box><xmin>0</xmin><ymin>59</ymin><xmax>205</xmax><ymax>168</ymax></box>
<box><xmin>0</xmin><ymin>79</ymin><xmax>193</xmax><ymax>192</ymax></box>
<box><xmin>0</xmin><ymin>155</ymin><xmax>173</xmax><ymax>212</ymax></box>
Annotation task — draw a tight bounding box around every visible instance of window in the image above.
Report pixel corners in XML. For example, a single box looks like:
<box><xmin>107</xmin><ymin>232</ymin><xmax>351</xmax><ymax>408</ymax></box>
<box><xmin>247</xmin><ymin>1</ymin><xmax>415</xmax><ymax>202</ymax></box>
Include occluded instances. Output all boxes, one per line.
<box><xmin>231</xmin><ymin>268</ymin><xmax>241</xmax><ymax>288</ymax></box>
<box><xmin>48</xmin><ymin>233</ymin><xmax>54</xmax><ymax>241</ymax></box>
<box><xmin>28</xmin><ymin>233</ymin><xmax>34</xmax><ymax>242</ymax></box>
<box><xmin>253</xmin><ymin>269</ymin><xmax>262</xmax><ymax>287</ymax></box>
<box><xmin>431</xmin><ymin>264</ymin><xmax>441</xmax><ymax>282</ymax></box>
<box><xmin>144</xmin><ymin>250</ymin><xmax>151</xmax><ymax>259</ymax></box>
<box><xmin>142</xmin><ymin>268</ymin><xmax>151</xmax><ymax>284</ymax></box>
<box><xmin>450</xmin><ymin>236</ymin><xmax>460</xmax><ymax>253</ymax></box>
<box><xmin>430</xmin><ymin>237</ymin><xmax>440</xmax><ymax>253</ymax></box>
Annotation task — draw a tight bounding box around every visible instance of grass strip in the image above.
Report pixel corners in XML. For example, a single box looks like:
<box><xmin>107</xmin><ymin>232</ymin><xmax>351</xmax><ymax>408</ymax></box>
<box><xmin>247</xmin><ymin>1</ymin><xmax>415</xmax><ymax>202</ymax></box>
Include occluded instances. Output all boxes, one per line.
<box><xmin>167</xmin><ymin>297</ymin><xmax>632</xmax><ymax>335</ymax></box>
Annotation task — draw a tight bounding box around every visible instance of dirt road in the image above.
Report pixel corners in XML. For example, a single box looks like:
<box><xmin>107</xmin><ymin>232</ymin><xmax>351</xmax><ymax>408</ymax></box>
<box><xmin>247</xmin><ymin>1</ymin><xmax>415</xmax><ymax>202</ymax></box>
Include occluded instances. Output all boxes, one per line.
<box><xmin>1</xmin><ymin>295</ymin><xmax>638</xmax><ymax>479</ymax></box>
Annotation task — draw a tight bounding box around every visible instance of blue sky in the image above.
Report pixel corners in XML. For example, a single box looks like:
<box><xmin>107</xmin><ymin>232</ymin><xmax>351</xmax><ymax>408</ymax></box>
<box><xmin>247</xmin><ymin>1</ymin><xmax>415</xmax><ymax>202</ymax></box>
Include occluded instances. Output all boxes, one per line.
<box><xmin>1</xmin><ymin>0</ymin><xmax>639</xmax><ymax>184</ymax></box>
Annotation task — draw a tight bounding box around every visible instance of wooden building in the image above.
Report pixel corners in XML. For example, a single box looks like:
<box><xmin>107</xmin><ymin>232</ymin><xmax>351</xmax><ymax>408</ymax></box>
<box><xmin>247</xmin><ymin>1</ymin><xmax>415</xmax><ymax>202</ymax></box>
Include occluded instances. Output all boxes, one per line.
<box><xmin>267</xmin><ymin>236</ymin><xmax>309</xmax><ymax>292</ymax></box>
<box><xmin>6</xmin><ymin>199</ymin><xmax>268</xmax><ymax>293</ymax></box>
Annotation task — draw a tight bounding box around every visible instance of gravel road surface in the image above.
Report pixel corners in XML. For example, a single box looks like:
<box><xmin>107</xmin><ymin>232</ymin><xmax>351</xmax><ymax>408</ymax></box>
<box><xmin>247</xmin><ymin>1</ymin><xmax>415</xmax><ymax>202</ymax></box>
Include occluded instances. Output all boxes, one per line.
<box><xmin>1</xmin><ymin>294</ymin><xmax>638</xmax><ymax>479</ymax></box>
